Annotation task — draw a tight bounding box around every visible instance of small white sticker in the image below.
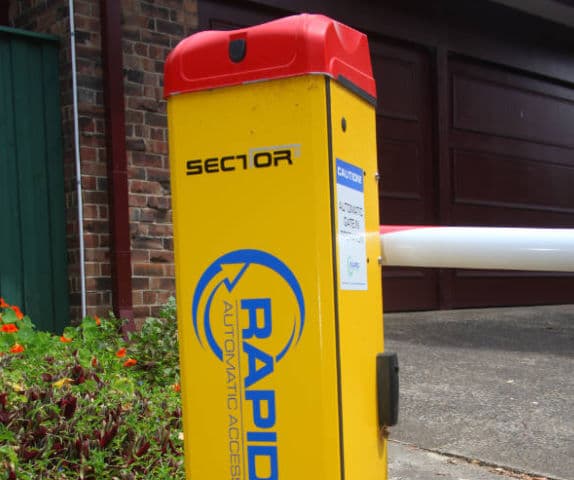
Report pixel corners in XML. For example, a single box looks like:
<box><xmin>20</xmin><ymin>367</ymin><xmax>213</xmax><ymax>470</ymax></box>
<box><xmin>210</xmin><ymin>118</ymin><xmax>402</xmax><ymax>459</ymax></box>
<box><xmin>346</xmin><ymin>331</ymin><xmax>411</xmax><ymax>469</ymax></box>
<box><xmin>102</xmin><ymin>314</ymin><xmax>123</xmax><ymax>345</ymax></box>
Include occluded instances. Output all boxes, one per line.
<box><xmin>336</xmin><ymin>159</ymin><xmax>367</xmax><ymax>290</ymax></box>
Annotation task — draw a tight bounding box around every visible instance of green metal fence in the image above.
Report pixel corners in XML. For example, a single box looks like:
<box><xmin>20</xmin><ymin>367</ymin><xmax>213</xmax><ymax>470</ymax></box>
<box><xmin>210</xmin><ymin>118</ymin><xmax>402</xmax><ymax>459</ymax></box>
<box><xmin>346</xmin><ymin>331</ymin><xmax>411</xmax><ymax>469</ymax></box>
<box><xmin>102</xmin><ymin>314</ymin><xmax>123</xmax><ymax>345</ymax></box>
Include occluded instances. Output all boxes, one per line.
<box><xmin>0</xmin><ymin>27</ymin><xmax>68</xmax><ymax>333</ymax></box>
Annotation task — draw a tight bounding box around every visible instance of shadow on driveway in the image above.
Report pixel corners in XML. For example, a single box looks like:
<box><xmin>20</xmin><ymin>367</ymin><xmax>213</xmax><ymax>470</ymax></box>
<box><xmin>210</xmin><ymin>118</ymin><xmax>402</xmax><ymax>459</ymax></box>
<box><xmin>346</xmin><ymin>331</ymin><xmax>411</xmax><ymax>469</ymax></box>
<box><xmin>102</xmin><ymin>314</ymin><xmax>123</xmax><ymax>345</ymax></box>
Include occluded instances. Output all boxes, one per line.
<box><xmin>384</xmin><ymin>305</ymin><xmax>574</xmax><ymax>480</ymax></box>
<box><xmin>385</xmin><ymin>305</ymin><xmax>574</xmax><ymax>357</ymax></box>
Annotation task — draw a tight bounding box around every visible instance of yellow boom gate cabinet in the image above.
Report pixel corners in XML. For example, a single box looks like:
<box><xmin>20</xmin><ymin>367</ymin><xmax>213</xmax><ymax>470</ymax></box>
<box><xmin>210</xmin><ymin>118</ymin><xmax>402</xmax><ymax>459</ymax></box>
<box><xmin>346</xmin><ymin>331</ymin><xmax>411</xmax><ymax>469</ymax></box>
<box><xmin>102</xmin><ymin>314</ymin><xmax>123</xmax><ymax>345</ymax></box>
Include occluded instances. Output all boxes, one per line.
<box><xmin>164</xmin><ymin>14</ymin><xmax>399</xmax><ymax>480</ymax></box>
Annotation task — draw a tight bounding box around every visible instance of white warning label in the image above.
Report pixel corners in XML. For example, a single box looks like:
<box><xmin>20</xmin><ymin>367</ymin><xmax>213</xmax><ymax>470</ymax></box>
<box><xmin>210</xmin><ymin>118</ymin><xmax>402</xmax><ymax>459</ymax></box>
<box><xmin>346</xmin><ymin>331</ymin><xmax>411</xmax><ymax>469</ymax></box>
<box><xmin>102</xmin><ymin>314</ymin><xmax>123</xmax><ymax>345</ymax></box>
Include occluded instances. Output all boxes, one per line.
<box><xmin>336</xmin><ymin>158</ymin><xmax>367</xmax><ymax>290</ymax></box>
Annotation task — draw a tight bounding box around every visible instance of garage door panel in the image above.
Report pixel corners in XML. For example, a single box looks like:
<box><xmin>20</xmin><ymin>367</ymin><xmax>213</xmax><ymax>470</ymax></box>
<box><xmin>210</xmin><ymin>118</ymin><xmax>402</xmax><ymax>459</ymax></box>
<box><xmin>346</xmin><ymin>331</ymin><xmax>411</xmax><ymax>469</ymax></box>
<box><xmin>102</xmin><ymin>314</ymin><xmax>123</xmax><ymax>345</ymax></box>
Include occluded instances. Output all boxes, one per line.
<box><xmin>452</xmin><ymin>200</ymin><xmax>574</xmax><ymax>225</ymax></box>
<box><xmin>373</xmin><ymin>54</ymin><xmax>420</xmax><ymax>121</ymax></box>
<box><xmin>372</xmin><ymin>40</ymin><xmax>439</xmax><ymax>311</ymax></box>
<box><xmin>379</xmin><ymin>139</ymin><xmax>423</xmax><ymax>199</ymax></box>
<box><xmin>452</xmin><ymin>149</ymin><xmax>574</xmax><ymax>214</ymax></box>
<box><xmin>383</xmin><ymin>268</ymin><xmax>439</xmax><ymax>311</ymax></box>
<box><xmin>378</xmin><ymin>117</ymin><xmax>422</xmax><ymax>137</ymax></box>
<box><xmin>451</xmin><ymin>204</ymin><xmax>574</xmax><ymax>228</ymax></box>
<box><xmin>380</xmin><ymin>198</ymin><xmax>430</xmax><ymax>225</ymax></box>
<box><xmin>199</xmin><ymin>0</ymin><xmax>279</xmax><ymax>30</ymax></box>
<box><xmin>456</xmin><ymin>270</ymin><xmax>574</xmax><ymax>279</ymax></box>
<box><xmin>447</xmin><ymin>275</ymin><xmax>574</xmax><ymax>308</ymax></box>
<box><xmin>451</xmin><ymin>66</ymin><xmax>574</xmax><ymax>148</ymax></box>
<box><xmin>446</xmin><ymin>57</ymin><xmax>574</xmax><ymax>308</ymax></box>
<box><xmin>450</xmin><ymin>130</ymin><xmax>574</xmax><ymax>168</ymax></box>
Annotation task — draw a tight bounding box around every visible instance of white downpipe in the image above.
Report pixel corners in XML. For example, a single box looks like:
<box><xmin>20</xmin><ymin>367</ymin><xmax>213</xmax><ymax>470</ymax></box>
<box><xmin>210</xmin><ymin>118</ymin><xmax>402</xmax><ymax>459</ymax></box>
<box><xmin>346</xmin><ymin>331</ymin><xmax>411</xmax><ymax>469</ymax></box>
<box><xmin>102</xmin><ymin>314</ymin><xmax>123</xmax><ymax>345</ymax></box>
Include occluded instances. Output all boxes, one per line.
<box><xmin>380</xmin><ymin>226</ymin><xmax>574</xmax><ymax>272</ymax></box>
<box><xmin>69</xmin><ymin>0</ymin><xmax>87</xmax><ymax>318</ymax></box>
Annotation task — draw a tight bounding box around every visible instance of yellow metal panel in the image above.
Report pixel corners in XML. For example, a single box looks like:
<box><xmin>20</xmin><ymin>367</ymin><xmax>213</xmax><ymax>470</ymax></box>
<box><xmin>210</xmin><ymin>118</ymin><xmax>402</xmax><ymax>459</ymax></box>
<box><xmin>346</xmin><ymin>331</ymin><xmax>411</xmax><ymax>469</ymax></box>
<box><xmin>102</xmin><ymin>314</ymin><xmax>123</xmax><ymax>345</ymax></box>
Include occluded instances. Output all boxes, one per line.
<box><xmin>168</xmin><ymin>75</ymin><xmax>341</xmax><ymax>479</ymax></box>
<box><xmin>168</xmin><ymin>74</ymin><xmax>385</xmax><ymax>479</ymax></box>
<box><xmin>328</xmin><ymin>80</ymin><xmax>386</xmax><ymax>479</ymax></box>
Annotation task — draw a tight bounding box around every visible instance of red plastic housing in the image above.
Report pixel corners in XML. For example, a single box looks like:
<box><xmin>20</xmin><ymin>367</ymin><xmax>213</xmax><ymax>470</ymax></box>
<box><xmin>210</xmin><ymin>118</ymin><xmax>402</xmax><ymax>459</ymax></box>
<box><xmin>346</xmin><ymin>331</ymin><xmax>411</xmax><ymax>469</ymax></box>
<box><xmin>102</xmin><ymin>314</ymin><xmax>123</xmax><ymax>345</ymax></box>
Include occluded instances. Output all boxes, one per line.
<box><xmin>163</xmin><ymin>14</ymin><xmax>376</xmax><ymax>101</ymax></box>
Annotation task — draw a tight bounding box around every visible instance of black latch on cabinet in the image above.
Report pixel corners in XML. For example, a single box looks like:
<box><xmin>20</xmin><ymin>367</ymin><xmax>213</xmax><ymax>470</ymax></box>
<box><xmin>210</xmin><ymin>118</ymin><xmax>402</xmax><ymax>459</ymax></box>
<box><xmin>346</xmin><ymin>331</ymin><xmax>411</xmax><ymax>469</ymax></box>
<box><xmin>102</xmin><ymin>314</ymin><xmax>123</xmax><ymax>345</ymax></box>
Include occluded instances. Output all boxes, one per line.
<box><xmin>377</xmin><ymin>352</ymin><xmax>399</xmax><ymax>428</ymax></box>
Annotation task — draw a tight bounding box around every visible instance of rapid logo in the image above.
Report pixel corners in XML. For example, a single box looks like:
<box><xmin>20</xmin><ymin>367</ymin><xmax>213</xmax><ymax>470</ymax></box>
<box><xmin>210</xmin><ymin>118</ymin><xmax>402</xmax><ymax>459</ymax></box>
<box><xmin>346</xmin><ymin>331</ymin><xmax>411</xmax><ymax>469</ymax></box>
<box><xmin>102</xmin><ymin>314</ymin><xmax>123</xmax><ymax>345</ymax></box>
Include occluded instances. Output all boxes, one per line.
<box><xmin>192</xmin><ymin>249</ymin><xmax>305</xmax><ymax>480</ymax></box>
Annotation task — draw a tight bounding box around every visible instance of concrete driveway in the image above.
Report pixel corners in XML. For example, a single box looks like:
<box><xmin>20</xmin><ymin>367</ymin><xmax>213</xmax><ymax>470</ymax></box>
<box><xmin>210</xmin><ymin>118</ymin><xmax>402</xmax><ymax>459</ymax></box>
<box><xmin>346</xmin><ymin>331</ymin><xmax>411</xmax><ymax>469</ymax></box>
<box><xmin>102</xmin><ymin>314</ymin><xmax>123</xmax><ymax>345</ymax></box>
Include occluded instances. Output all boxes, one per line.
<box><xmin>384</xmin><ymin>305</ymin><xmax>574</xmax><ymax>480</ymax></box>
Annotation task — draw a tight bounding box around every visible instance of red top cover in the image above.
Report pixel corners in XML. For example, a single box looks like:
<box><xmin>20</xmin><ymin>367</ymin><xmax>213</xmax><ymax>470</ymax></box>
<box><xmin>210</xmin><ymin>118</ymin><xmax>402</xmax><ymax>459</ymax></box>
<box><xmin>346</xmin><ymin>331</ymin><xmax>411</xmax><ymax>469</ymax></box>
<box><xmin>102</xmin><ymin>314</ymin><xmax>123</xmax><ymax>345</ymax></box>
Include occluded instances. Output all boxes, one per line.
<box><xmin>163</xmin><ymin>14</ymin><xmax>376</xmax><ymax>100</ymax></box>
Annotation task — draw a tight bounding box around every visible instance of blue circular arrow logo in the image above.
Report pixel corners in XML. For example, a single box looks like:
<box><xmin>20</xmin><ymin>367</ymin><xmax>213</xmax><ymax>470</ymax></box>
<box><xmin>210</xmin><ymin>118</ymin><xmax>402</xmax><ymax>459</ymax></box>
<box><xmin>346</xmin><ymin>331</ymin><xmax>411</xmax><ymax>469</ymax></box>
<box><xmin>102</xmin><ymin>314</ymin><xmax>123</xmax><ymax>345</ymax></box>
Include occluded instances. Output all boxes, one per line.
<box><xmin>191</xmin><ymin>249</ymin><xmax>305</xmax><ymax>362</ymax></box>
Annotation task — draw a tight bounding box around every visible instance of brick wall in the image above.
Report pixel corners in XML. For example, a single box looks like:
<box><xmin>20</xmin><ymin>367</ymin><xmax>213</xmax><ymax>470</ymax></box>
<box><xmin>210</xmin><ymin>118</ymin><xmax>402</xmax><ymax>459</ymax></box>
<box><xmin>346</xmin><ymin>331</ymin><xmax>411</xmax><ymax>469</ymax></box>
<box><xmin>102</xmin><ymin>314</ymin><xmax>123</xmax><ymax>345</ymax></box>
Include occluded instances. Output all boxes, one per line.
<box><xmin>72</xmin><ymin>0</ymin><xmax>110</xmax><ymax>319</ymax></box>
<box><xmin>122</xmin><ymin>0</ymin><xmax>198</xmax><ymax>318</ymax></box>
<box><xmin>9</xmin><ymin>0</ymin><xmax>199</xmax><ymax>321</ymax></box>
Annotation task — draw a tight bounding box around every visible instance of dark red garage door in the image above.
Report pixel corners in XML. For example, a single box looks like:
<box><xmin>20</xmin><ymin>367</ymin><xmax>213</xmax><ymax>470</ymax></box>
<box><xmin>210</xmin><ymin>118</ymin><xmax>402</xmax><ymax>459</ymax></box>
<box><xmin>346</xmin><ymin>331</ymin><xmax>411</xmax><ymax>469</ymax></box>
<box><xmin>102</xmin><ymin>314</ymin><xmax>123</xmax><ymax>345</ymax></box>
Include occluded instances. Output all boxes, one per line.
<box><xmin>441</xmin><ymin>57</ymin><xmax>574</xmax><ymax>308</ymax></box>
<box><xmin>371</xmin><ymin>40</ymin><xmax>440</xmax><ymax>311</ymax></box>
<box><xmin>197</xmin><ymin>0</ymin><xmax>574</xmax><ymax>311</ymax></box>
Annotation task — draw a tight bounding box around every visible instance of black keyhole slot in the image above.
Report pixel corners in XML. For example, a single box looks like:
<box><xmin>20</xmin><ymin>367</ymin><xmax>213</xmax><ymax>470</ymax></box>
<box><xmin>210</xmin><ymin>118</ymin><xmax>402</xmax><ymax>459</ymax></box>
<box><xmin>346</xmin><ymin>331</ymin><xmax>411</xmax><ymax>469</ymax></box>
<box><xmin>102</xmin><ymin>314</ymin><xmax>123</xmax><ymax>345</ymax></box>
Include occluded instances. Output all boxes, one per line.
<box><xmin>229</xmin><ymin>38</ymin><xmax>247</xmax><ymax>63</ymax></box>
<box><xmin>377</xmin><ymin>352</ymin><xmax>399</xmax><ymax>428</ymax></box>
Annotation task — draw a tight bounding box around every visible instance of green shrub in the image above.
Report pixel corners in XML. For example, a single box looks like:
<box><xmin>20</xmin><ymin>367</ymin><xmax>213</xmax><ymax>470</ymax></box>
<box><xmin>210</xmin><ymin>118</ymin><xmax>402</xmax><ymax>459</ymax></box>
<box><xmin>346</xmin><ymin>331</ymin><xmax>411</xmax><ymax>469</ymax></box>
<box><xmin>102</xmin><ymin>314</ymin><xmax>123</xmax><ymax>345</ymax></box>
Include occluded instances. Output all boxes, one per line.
<box><xmin>0</xmin><ymin>297</ymin><xmax>184</xmax><ymax>479</ymax></box>
<box><xmin>127</xmin><ymin>297</ymin><xmax>180</xmax><ymax>387</ymax></box>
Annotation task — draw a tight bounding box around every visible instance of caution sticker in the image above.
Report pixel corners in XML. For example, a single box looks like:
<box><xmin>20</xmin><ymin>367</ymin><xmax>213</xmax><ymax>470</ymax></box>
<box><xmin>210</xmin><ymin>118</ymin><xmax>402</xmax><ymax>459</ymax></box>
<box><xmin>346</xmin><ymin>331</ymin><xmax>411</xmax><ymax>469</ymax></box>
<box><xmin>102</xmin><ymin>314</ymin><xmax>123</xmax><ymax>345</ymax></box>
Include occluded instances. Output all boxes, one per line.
<box><xmin>336</xmin><ymin>158</ymin><xmax>368</xmax><ymax>290</ymax></box>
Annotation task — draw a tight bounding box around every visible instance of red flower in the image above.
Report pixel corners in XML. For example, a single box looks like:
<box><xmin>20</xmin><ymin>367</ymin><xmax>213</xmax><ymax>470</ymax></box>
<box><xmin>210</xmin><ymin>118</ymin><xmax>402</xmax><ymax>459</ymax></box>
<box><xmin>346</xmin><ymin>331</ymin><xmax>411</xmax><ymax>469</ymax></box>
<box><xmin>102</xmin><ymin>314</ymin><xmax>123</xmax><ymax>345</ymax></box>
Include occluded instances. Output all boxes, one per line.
<box><xmin>11</xmin><ymin>305</ymin><xmax>23</xmax><ymax>320</ymax></box>
<box><xmin>123</xmin><ymin>358</ymin><xmax>137</xmax><ymax>367</ymax></box>
<box><xmin>172</xmin><ymin>383</ymin><xmax>181</xmax><ymax>393</ymax></box>
<box><xmin>60</xmin><ymin>336</ymin><xmax>73</xmax><ymax>343</ymax></box>
<box><xmin>116</xmin><ymin>347</ymin><xmax>127</xmax><ymax>358</ymax></box>
<box><xmin>0</xmin><ymin>298</ymin><xmax>8</xmax><ymax>308</ymax></box>
<box><xmin>10</xmin><ymin>343</ymin><xmax>24</xmax><ymax>354</ymax></box>
<box><xmin>1</xmin><ymin>323</ymin><xmax>18</xmax><ymax>334</ymax></box>
<box><xmin>94</xmin><ymin>315</ymin><xmax>101</xmax><ymax>326</ymax></box>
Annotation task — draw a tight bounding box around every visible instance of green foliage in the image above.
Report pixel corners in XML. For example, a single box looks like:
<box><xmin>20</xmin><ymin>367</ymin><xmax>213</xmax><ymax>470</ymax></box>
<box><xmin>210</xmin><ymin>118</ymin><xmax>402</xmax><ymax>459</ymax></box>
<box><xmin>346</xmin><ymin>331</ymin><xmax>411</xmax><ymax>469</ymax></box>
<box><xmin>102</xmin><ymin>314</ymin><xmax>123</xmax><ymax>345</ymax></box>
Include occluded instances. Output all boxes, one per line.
<box><xmin>127</xmin><ymin>297</ymin><xmax>180</xmax><ymax>386</ymax></box>
<box><xmin>0</xmin><ymin>297</ymin><xmax>184</xmax><ymax>479</ymax></box>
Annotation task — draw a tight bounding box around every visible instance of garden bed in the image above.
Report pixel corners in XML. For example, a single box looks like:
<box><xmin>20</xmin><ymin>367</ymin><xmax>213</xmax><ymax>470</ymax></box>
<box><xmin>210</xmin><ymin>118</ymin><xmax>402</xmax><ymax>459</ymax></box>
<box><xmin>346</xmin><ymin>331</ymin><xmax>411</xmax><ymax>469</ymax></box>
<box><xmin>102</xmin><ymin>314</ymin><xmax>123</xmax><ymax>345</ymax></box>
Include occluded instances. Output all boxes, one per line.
<box><xmin>0</xmin><ymin>297</ymin><xmax>184</xmax><ymax>479</ymax></box>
